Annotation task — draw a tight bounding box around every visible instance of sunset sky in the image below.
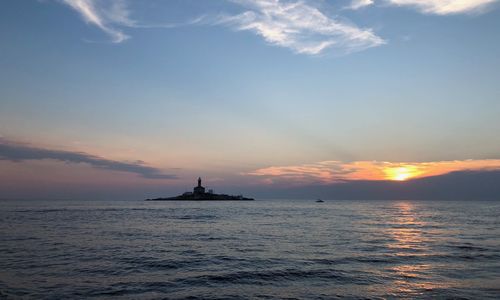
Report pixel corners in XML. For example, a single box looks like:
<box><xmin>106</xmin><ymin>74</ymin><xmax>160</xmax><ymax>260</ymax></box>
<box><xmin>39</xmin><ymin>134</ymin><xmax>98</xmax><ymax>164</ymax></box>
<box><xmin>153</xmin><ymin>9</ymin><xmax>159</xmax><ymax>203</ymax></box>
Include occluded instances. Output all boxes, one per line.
<box><xmin>1</xmin><ymin>0</ymin><xmax>500</xmax><ymax>199</ymax></box>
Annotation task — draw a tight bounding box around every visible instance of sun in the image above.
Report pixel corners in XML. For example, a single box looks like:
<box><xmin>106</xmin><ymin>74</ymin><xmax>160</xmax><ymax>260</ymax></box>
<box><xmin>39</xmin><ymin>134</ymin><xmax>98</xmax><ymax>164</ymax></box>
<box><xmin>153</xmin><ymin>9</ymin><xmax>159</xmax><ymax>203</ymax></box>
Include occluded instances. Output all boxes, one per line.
<box><xmin>392</xmin><ymin>168</ymin><xmax>412</xmax><ymax>181</ymax></box>
<box><xmin>384</xmin><ymin>166</ymin><xmax>421</xmax><ymax>181</ymax></box>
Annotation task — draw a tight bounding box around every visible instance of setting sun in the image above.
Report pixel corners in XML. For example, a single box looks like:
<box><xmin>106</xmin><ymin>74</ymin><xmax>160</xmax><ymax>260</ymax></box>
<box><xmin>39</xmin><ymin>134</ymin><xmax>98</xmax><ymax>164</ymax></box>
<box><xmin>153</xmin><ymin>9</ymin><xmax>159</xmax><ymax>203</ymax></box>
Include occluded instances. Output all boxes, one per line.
<box><xmin>384</xmin><ymin>166</ymin><xmax>422</xmax><ymax>181</ymax></box>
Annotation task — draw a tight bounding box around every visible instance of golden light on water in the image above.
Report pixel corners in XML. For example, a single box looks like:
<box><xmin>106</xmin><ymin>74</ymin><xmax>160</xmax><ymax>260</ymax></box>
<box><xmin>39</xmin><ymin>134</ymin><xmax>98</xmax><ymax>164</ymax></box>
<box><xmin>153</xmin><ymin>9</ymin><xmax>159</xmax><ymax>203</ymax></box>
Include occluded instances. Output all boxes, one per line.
<box><xmin>385</xmin><ymin>202</ymin><xmax>443</xmax><ymax>295</ymax></box>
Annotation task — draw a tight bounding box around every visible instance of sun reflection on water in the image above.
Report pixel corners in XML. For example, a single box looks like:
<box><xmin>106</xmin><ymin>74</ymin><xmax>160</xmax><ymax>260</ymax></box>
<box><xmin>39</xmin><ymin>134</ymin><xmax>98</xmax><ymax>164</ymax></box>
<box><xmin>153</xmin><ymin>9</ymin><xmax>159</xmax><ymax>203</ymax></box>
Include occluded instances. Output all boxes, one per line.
<box><xmin>386</xmin><ymin>202</ymin><xmax>427</xmax><ymax>253</ymax></box>
<box><xmin>384</xmin><ymin>202</ymin><xmax>449</xmax><ymax>295</ymax></box>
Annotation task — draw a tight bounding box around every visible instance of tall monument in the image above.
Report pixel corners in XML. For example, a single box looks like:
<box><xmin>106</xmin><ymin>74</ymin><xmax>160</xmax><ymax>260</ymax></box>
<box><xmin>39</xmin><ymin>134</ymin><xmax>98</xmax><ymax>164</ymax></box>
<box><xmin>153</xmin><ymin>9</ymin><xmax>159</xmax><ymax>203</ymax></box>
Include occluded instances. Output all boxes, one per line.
<box><xmin>193</xmin><ymin>177</ymin><xmax>205</xmax><ymax>195</ymax></box>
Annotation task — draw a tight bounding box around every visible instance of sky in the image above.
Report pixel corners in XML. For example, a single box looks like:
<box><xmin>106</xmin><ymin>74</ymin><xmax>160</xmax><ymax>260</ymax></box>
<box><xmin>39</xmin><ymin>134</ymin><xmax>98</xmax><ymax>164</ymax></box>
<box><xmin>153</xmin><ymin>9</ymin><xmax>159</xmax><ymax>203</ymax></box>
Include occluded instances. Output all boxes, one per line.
<box><xmin>1</xmin><ymin>0</ymin><xmax>500</xmax><ymax>200</ymax></box>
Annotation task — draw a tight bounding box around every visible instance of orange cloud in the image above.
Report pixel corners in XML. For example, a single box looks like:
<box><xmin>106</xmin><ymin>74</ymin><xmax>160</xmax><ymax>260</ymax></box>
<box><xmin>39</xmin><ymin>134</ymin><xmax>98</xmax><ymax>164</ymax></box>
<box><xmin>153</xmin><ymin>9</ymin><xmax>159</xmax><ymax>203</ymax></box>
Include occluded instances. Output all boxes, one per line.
<box><xmin>247</xmin><ymin>159</ymin><xmax>500</xmax><ymax>184</ymax></box>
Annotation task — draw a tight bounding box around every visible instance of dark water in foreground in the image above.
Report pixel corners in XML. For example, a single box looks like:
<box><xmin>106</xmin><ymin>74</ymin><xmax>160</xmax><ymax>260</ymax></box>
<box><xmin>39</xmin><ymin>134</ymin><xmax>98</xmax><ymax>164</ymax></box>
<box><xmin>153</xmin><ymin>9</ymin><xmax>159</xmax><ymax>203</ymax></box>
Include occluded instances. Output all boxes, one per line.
<box><xmin>1</xmin><ymin>199</ymin><xmax>499</xmax><ymax>299</ymax></box>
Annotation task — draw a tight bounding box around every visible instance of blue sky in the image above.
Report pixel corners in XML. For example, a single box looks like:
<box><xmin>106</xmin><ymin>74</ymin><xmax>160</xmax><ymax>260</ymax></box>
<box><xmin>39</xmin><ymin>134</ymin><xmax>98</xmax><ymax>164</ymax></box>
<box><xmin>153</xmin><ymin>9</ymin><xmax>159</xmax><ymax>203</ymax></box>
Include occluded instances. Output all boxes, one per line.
<box><xmin>1</xmin><ymin>0</ymin><xmax>500</xmax><ymax>199</ymax></box>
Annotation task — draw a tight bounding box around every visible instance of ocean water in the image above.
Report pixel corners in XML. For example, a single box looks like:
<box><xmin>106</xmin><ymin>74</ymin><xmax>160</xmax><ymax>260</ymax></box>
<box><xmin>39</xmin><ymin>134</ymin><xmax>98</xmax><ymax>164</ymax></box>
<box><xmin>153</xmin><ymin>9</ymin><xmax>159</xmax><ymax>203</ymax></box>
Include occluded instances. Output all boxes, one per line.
<box><xmin>1</xmin><ymin>199</ymin><xmax>499</xmax><ymax>299</ymax></box>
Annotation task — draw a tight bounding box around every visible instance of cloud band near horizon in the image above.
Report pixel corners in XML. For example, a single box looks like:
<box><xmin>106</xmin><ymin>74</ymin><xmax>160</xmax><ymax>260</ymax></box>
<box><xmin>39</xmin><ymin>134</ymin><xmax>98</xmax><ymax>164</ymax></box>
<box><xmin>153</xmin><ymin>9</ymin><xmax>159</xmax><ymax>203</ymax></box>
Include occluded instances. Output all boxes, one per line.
<box><xmin>0</xmin><ymin>139</ymin><xmax>176</xmax><ymax>179</ymax></box>
<box><xmin>247</xmin><ymin>159</ymin><xmax>500</xmax><ymax>185</ymax></box>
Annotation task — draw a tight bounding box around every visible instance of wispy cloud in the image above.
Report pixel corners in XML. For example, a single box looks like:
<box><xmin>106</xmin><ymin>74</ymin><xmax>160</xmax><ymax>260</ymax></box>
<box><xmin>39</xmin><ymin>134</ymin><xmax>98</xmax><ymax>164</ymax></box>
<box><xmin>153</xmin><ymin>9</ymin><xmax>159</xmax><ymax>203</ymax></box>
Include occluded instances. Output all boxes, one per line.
<box><xmin>56</xmin><ymin>0</ymin><xmax>498</xmax><ymax>50</ymax></box>
<box><xmin>0</xmin><ymin>139</ymin><xmax>176</xmax><ymax>179</ymax></box>
<box><xmin>385</xmin><ymin>0</ymin><xmax>498</xmax><ymax>15</ymax></box>
<box><xmin>346</xmin><ymin>0</ymin><xmax>374</xmax><ymax>10</ymax></box>
<box><xmin>215</xmin><ymin>0</ymin><xmax>385</xmax><ymax>55</ymax></box>
<box><xmin>247</xmin><ymin>159</ymin><xmax>500</xmax><ymax>184</ymax></box>
<box><xmin>59</xmin><ymin>0</ymin><xmax>205</xmax><ymax>42</ymax></box>
<box><xmin>60</xmin><ymin>0</ymin><xmax>133</xmax><ymax>43</ymax></box>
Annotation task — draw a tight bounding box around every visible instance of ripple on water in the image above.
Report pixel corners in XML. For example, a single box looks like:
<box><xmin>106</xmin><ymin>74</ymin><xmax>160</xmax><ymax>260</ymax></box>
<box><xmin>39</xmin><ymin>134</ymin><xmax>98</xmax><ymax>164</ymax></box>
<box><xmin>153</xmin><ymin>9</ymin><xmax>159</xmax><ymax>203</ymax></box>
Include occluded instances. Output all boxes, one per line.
<box><xmin>1</xmin><ymin>199</ymin><xmax>500</xmax><ymax>299</ymax></box>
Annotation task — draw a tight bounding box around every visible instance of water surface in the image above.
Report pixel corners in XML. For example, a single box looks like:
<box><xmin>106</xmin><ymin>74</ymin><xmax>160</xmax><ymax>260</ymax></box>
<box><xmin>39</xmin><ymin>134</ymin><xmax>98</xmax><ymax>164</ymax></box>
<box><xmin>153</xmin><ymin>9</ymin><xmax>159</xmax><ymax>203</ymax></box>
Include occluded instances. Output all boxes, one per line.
<box><xmin>1</xmin><ymin>199</ymin><xmax>499</xmax><ymax>299</ymax></box>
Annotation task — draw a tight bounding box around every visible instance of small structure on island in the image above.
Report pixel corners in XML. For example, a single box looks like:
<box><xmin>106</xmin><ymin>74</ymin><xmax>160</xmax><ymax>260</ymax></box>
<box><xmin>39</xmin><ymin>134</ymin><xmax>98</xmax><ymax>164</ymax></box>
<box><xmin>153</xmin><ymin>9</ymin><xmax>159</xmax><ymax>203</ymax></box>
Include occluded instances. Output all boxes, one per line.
<box><xmin>193</xmin><ymin>177</ymin><xmax>205</xmax><ymax>195</ymax></box>
<box><xmin>146</xmin><ymin>177</ymin><xmax>254</xmax><ymax>201</ymax></box>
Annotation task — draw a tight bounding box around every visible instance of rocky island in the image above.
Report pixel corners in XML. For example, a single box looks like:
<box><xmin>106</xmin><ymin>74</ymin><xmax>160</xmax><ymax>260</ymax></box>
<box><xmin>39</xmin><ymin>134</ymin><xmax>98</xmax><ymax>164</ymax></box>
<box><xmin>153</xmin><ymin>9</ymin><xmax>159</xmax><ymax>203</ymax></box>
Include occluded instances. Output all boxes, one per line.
<box><xmin>146</xmin><ymin>177</ymin><xmax>254</xmax><ymax>201</ymax></box>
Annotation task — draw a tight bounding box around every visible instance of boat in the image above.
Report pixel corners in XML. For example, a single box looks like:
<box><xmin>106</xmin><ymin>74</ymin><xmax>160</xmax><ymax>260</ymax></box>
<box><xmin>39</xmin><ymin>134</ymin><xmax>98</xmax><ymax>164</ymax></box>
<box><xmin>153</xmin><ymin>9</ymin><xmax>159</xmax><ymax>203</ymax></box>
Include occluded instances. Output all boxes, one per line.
<box><xmin>316</xmin><ymin>199</ymin><xmax>324</xmax><ymax>203</ymax></box>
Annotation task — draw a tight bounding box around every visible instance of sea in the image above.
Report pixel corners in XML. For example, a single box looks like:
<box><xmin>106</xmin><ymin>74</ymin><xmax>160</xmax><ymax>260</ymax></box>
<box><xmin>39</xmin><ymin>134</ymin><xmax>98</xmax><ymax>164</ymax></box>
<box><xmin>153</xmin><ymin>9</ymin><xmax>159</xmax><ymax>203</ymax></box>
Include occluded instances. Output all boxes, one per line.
<box><xmin>1</xmin><ymin>199</ymin><xmax>499</xmax><ymax>299</ymax></box>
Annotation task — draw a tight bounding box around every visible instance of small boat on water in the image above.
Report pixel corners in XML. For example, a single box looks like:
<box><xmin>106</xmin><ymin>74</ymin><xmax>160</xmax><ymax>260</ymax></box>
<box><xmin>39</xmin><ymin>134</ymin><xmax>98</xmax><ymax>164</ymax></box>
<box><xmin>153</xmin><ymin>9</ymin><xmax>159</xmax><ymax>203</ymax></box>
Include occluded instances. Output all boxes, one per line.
<box><xmin>316</xmin><ymin>199</ymin><xmax>324</xmax><ymax>203</ymax></box>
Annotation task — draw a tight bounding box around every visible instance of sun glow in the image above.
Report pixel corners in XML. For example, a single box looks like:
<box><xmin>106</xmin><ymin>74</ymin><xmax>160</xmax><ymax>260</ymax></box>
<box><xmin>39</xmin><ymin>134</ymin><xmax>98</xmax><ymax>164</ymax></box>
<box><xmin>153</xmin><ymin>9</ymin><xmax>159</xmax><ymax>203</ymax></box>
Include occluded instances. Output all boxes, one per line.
<box><xmin>385</xmin><ymin>166</ymin><xmax>422</xmax><ymax>181</ymax></box>
<box><xmin>249</xmin><ymin>159</ymin><xmax>500</xmax><ymax>184</ymax></box>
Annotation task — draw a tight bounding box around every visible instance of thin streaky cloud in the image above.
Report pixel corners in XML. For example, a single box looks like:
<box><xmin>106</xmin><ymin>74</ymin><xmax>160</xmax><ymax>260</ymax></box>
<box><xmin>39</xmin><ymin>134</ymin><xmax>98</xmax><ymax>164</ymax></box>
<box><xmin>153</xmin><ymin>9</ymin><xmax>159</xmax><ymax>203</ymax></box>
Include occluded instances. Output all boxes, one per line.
<box><xmin>102</xmin><ymin>0</ymin><xmax>135</xmax><ymax>27</ymax></box>
<box><xmin>0</xmin><ymin>139</ymin><xmax>177</xmax><ymax>179</ymax></box>
<box><xmin>61</xmin><ymin>0</ymin><xmax>131</xmax><ymax>43</ymax></box>
<box><xmin>346</xmin><ymin>0</ymin><xmax>374</xmax><ymax>10</ymax></box>
<box><xmin>385</xmin><ymin>0</ymin><xmax>498</xmax><ymax>15</ymax></box>
<box><xmin>59</xmin><ymin>1</ymin><xmax>206</xmax><ymax>41</ymax></box>
<box><xmin>131</xmin><ymin>15</ymin><xmax>209</xmax><ymax>29</ymax></box>
<box><xmin>55</xmin><ymin>0</ymin><xmax>498</xmax><ymax>50</ymax></box>
<box><xmin>215</xmin><ymin>0</ymin><xmax>385</xmax><ymax>55</ymax></box>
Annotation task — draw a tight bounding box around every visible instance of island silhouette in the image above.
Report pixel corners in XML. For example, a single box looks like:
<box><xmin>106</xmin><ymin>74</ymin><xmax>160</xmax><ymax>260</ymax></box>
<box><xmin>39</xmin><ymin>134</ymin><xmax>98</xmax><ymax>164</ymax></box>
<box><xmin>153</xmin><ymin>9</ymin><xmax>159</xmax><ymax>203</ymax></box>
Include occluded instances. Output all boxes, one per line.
<box><xmin>146</xmin><ymin>177</ymin><xmax>254</xmax><ymax>201</ymax></box>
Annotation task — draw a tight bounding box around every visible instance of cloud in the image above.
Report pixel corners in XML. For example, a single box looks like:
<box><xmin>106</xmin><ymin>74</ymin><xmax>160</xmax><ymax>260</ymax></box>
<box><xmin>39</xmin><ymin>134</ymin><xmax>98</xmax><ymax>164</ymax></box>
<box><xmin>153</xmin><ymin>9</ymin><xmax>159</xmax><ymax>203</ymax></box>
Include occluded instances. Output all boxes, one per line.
<box><xmin>60</xmin><ymin>0</ymin><xmax>133</xmax><ymax>43</ymax></box>
<box><xmin>58</xmin><ymin>0</ymin><xmax>206</xmax><ymax>42</ymax></box>
<box><xmin>215</xmin><ymin>0</ymin><xmax>385</xmax><ymax>55</ymax></box>
<box><xmin>385</xmin><ymin>0</ymin><xmax>498</xmax><ymax>15</ymax></box>
<box><xmin>249</xmin><ymin>170</ymin><xmax>500</xmax><ymax>200</ymax></box>
<box><xmin>0</xmin><ymin>139</ymin><xmax>176</xmax><ymax>179</ymax></box>
<box><xmin>347</xmin><ymin>0</ymin><xmax>374</xmax><ymax>10</ymax></box>
<box><xmin>55</xmin><ymin>0</ymin><xmax>498</xmax><ymax>51</ymax></box>
<box><xmin>247</xmin><ymin>159</ymin><xmax>500</xmax><ymax>185</ymax></box>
